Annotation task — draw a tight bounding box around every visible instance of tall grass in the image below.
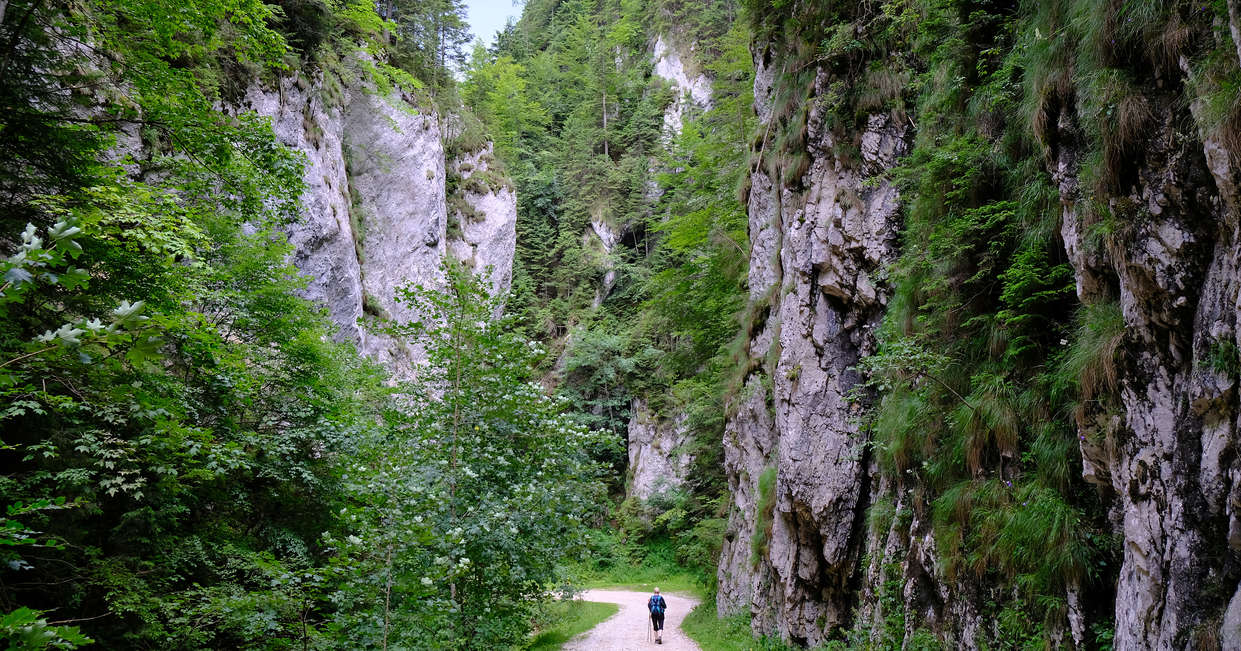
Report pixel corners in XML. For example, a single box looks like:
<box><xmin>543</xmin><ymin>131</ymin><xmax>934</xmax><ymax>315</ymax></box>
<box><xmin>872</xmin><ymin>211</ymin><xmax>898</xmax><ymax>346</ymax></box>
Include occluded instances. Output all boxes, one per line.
<box><xmin>749</xmin><ymin>465</ymin><xmax>778</xmax><ymax>566</ymax></box>
<box><xmin>682</xmin><ymin>597</ymin><xmax>803</xmax><ymax>651</ymax></box>
<box><xmin>1059</xmin><ymin>300</ymin><xmax>1125</xmax><ymax>406</ymax></box>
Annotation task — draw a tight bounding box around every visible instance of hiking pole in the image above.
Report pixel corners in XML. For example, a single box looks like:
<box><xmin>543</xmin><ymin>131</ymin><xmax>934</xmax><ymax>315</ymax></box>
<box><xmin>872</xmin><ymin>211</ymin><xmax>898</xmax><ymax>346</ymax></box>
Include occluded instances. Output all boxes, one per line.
<box><xmin>646</xmin><ymin>614</ymin><xmax>651</xmax><ymax>643</ymax></box>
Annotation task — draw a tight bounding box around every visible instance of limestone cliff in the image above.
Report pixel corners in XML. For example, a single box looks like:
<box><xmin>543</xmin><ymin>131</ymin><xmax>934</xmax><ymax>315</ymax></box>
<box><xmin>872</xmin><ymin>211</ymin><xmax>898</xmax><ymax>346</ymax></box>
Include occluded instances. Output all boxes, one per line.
<box><xmin>1048</xmin><ymin>47</ymin><xmax>1241</xmax><ymax>651</ymax></box>
<box><xmin>448</xmin><ymin>144</ymin><xmax>517</xmax><ymax>299</ymax></box>
<box><xmin>627</xmin><ymin>399</ymin><xmax>693</xmax><ymax>501</ymax></box>
<box><xmin>239</xmin><ymin>62</ymin><xmax>516</xmax><ymax>377</ymax></box>
<box><xmin>719</xmin><ymin>3</ymin><xmax>1241</xmax><ymax>649</ymax></box>
<box><xmin>717</xmin><ymin>47</ymin><xmax>909</xmax><ymax>647</ymax></box>
<box><xmin>651</xmin><ymin>34</ymin><xmax>712</xmax><ymax>141</ymax></box>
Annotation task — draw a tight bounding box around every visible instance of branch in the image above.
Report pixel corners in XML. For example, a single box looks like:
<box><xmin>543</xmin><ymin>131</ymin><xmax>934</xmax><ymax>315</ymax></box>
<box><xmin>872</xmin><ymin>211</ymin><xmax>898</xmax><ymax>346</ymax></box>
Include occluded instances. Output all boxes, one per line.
<box><xmin>0</xmin><ymin>344</ymin><xmax>57</xmax><ymax>369</ymax></box>
<box><xmin>45</xmin><ymin>611</ymin><xmax>113</xmax><ymax>626</ymax></box>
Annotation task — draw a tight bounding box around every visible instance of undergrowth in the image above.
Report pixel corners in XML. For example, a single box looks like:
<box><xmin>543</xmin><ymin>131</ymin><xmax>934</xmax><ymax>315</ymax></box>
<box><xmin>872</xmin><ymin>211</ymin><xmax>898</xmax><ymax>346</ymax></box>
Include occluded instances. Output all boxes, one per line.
<box><xmin>575</xmin><ymin>533</ymin><xmax>709</xmax><ymax>597</ymax></box>
<box><xmin>682</xmin><ymin>597</ymin><xmax>804</xmax><ymax>651</ymax></box>
<box><xmin>525</xmin><ymin>601</ymin><xmax>620</xmax><ymax>651</ymax></box>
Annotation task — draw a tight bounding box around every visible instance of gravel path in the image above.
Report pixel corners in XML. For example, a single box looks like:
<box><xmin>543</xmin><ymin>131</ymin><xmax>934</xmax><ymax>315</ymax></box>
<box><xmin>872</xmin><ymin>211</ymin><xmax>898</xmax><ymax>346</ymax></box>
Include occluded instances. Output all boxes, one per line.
<box><xmin>563</xmin><ymin>589</ymin><xmax>702</xmax><ymax>651</ymax></box>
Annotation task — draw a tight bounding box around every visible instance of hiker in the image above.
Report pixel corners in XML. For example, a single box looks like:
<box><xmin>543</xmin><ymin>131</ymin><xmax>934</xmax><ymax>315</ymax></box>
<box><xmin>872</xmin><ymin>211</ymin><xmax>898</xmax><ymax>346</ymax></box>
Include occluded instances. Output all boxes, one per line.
<box><xmin>648</xmin><ymin>587</ymin><xmax>667</xmax><ymax>644</ymax></box>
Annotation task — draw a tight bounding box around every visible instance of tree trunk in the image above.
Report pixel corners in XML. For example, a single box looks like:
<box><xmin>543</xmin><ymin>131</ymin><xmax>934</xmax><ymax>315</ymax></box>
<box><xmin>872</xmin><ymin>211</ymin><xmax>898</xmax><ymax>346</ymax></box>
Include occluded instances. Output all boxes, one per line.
<box><xmin>602</xmin><ymin>92</ymin><xmax>609</xmax><ymax>158</ymax></box>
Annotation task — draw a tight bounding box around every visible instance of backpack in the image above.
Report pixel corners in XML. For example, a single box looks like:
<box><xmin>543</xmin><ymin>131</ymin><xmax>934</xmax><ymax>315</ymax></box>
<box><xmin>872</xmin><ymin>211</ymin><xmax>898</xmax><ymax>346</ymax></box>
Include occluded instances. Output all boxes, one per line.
<box><xmin>649</xmin><ymin>595</ymin><xmax>665</xmax><ymax>615</ymax></box>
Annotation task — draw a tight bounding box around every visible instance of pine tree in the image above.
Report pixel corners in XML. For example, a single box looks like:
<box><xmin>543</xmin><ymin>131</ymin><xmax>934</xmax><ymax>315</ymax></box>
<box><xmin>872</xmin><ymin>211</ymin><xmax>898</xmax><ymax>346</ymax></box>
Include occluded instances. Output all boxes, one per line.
<box><xmin>388</xmin><ymin>0</ymin><xmax>471</xmax><ymax>93</ymax></box>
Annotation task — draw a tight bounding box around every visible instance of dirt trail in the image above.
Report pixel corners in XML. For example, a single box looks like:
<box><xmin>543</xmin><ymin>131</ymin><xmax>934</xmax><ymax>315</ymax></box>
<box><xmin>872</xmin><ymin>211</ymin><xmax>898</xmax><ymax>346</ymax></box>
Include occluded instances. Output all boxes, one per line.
<box><xmin>562</xmin><ymin>589</ymin><xmax>702</xmax><ymax>651</ymax></box>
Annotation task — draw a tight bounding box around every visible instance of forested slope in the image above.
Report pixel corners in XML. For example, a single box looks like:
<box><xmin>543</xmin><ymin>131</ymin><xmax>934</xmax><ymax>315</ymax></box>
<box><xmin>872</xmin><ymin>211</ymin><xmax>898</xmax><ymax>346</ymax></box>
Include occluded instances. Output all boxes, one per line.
<box><xmin>461</xmin><ymin>0</ymin><xmax>757</xmax><ymax>584</ymax></box>
<box><xmin>0</xmin><ymin>1</ymin><xmax>602</xmax><ymax>647</ymax></box>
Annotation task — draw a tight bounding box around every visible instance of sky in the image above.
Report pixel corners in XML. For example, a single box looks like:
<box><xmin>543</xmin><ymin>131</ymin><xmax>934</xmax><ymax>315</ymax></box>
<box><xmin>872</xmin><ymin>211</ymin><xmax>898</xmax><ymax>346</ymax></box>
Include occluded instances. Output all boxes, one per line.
<box><xmin>464</xmin><ymin>0</ymin><xmax>522</xmax><ymax>47</ymax></box>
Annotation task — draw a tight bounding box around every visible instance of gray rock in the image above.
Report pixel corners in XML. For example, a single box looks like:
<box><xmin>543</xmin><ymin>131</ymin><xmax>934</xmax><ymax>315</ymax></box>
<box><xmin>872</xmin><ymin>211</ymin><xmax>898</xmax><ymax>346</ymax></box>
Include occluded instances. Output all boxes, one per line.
<box><xmin>722</xmin><ymin>12</ymin><xmax>1241</xmax><ymax>650</ymax></box>
<box><xmin>651</xmin><ymin>35</ymin><xmax>712</xmax><ymax>141</ymax></box>
<box><xmin>241</xmin><ymin>60</ymin><xmax>517</xmax><ymax>379</ymax></box>
<box><xmin>448</xmin><ymin>145</ymin><xmax>517</xmax><ymax>299</ymax></box>
<box><xmin>1224</xmin><ymin>581</ymin><xmax>1241</xmax><ymax>651</ymax></box>
<box><xmin>243</xmin><ymin>75</ymin><xmax>365</xmax><ymax>347</ymax></box>
<box><xmin>627</xmin><ymin>399</ymin><xmax>692</xmax><ymax>501</ymax></box>
<box><xmin>1052</xmin><ymin>91</ymin><xmax>1241</xmax><ymax>649</ymax></box>
<box><xmin>717</xmin><ymin>56</ymin><xmax>909</xmax><ymax>647</ymax></box>
<box><xmin>343</xmin><ymin>88</ymin><xmax>447</xmax><ymax>376</ymax></box>
<box><xmin>588</xmin><ymin>219</ymin><xmax>619</xmax><ymax>308</ymax></box>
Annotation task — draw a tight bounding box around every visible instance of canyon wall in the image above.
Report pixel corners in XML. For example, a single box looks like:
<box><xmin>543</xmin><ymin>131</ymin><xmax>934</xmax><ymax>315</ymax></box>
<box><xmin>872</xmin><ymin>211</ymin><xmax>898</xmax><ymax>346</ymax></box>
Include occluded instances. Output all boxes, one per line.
<box><xmin>240</xmin><ymin>62</ymin><xmax>516</xmax><ymax>377</ymax></box>
<box><xmin>1049</xmin><ymin>48</ymin><xmax>1241</xmax><ymax>651</ymax></box>
<box><xmin>719</xmin><ymin>4</ymin><xmax>1241</xmax><ymax>648</ymax></box>
<box><xmin>717</xmin><ymin>47</ymin><xmax>910</xmax><ymax>647</ymax></box>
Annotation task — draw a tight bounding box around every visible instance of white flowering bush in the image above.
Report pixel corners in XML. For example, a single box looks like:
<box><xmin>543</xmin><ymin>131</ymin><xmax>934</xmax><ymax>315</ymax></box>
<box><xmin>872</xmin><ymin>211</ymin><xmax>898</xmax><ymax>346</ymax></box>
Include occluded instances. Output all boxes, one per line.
<box><xmin>327</xmin><ymin>262</ymin><xmax>611</xmax><ymax>649</ymax></box>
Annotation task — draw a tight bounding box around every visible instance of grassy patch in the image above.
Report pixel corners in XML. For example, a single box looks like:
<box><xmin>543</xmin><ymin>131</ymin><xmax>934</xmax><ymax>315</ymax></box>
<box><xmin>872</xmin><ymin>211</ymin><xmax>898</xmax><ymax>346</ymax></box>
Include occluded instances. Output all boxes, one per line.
<box><xmin>526</xmin><ymin>600</ymin><xmax>620</xmax><ymax>651</ymax></box>
<box><xmin>682</xmin><ymin>598</ymin><xmax>799</xmax><ymax>651</ymax></box>
<box><xmin>581</xmin><ymin>573</ymin><xmax>703</xmax><ymax>597</ymax></box>
<box><xmin>683</xmin><ymin>603</ymin><xmax>754</xmax><ymax>650</ymax></box>
<box><xmin>750</xmin><ymin>466</ymin><xmax>777</xmax><ymax>566</ymax></box>
<box><xmin>573</xmin><ymin>536</ymin><xmax>709</xmax><ymax>597</ymax></box>
<box><xmin>577</xmin><ymin>555</ymin><xmax>704</xmax><ymax>597</ymax></box>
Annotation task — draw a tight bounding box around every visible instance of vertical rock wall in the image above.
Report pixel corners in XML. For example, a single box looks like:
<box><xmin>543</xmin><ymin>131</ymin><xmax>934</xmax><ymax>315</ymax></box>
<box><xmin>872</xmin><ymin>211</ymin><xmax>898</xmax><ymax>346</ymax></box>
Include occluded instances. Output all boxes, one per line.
<box><xmin>717</xmin><ymin>48</ymin><xmax>910</xmax><ymax>646</ymax></box>
<box><xmin>627</xmin><ymin>399</ymin><xmax>693</xmax><ymax>501</ymax></box>
<box><xmin>447</xmin><ymin>144</ymin><xmax>517</xmax><ymax>298</ymax></box>
<box><xmin>240</xmin><ymin>62</ymin><xmax>516</xmax><ymax>377</ymax></box>
<box><xmin>651</xmin><ymin>34</ymin><xmax>712</xmax><ymax>140</ymax></box>
<box><xmin>1049</xmin><ymin>60</ymin><xmax>1241</xmax><ymax>651</ymax></box>
<box><xmin>719</xmin><ymin>7</ymin><xmax>1241</xmax><ymax>649</ymax></box>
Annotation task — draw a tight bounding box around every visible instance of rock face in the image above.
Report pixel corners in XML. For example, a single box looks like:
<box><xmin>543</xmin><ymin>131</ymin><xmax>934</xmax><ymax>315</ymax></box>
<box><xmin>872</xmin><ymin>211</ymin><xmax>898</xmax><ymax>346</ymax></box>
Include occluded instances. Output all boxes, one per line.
<box><xmin>719</xmin><ymin>10</ymin><xmax>1241</xmax><ymax>651</ymax></box>
<box><xmin>448</xmin><ymin>145</ymin><xmax>517</xmax><ymax>298</ymax></box>
<box><xmin>240</xmin><ymin>63</ymin><xmax>516</xmax><ymax>376</ymax></box>
<box><xmin>717</xmin><ymin>48</ymin><xmax>909</xmax><ymax>645</ymax></box>
<box><xmin>651</xmin><ymin>35</ymin><xmax>712</xmax><ymax>140</ymax></box>
<box><xmin>588</xmin><ymin>218</ymin><xmax>619</xmax><ymax>309</ymax></box>
<box><xmin>1048</xmin><ymin>69</ymin><xmax>1241</xmax><ymax>649</ymax></box>
<box><xmin>241</xmin><ymin>75</ymin><xmax>366</xmax><ymax>346</ymax></box>
<box><xmin>627</xmin><ymin>399</ymin><xmax>693</xmax><ymax>501</ymax></box>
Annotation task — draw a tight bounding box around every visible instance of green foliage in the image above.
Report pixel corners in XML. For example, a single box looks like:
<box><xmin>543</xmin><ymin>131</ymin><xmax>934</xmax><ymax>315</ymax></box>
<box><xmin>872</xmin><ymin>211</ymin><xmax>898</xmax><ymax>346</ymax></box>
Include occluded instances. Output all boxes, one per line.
<box><xmin>1058</xmin><ymin>300</ymin><xmax>1125</xmax><ymax>405</ymax></box>
<box><xmin>0</xmin><ymin>200</ymin><xmax>386</xmax><ymax>645</ymax></box>
<box><xmin>465</xmin><ymin>2</ymin><xmax>754</xmax><ymax>596</ymax></box>
<box><xmin>382</xmin><ymin>0</ymin><xmax>471</xmax><ymax>94</ymax></box>
<box><xmin>0</xmin><ymin>607</ymin><xmax>93</xmax><ymax>650</ymax></box>
<box><xmin>647</xmin><ymin>16</ymin><xmax>754</xmax><ymax>381</ymax></box>
<box><xmin>682</xmin><ymin>596</ymin><xmax>802</xmax><ymax>651</ymax></box>
<box><xmin>330</xmin><ymin>262</ymin><xmax>611</xmax><ymax>648</ymax></box>
<box><xmin>1207</xmin><ymin>339</ymin><xmax>1241</xmax><ymax>376</ymax></box>
<box><xmin>0</xmin><ymin>4</ymin><xmax>398</xmax><ymax>649</ymax></box>
<box><xmin>674</xmin><ymin>514</ymin><xmax>728</xmax><ymax>583</ymax></box>
<box><xmin>682</xmin><ymin>605</ymin><xmax>755</xmax><ymax>651</ymax></box>
<box><xmin>574</xmin><ymin>532</ymin><xmax>706</xmax><ymax>596</ymax></box>
<box><xmin>559</xmin><ymin>327</ymin><xmax>639</xmax><ymax>437</ymax></box>
<box><xmin>525</xmin><ymin>600</ymin><xmax>620</xmax><ymax>650</ymax></box>
<box><xmin>748</xmin><ymin>466</ymin><xmax>776</xmax><ymax>567</ymax></box>
<box><xmin>461</xmin><ymin>45</ymin><xmax>549</xmax><ymax>162</ymax></box>
<box><xmin>0</xmin><ymin>0</ymin><xmax>507</xmax><ymax>646</ymax></box>
<box><xmin>855</xmin><ymin>0</ymin><xmax>1128</xmax><ymax>644</ymax></box>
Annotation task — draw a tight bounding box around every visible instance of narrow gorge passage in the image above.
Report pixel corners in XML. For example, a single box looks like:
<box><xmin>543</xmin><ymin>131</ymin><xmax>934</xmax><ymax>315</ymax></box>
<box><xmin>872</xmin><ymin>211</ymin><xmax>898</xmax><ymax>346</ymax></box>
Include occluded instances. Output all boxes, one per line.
<box><xmin>563</xmin><ymin>590</ymin><xmax>701</xmax><ymax>651</ymax></box>
<box><xmin>9</xmin><ymin>0</ymin><xmax>1241</xmax><ymax>648</ymax></box>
